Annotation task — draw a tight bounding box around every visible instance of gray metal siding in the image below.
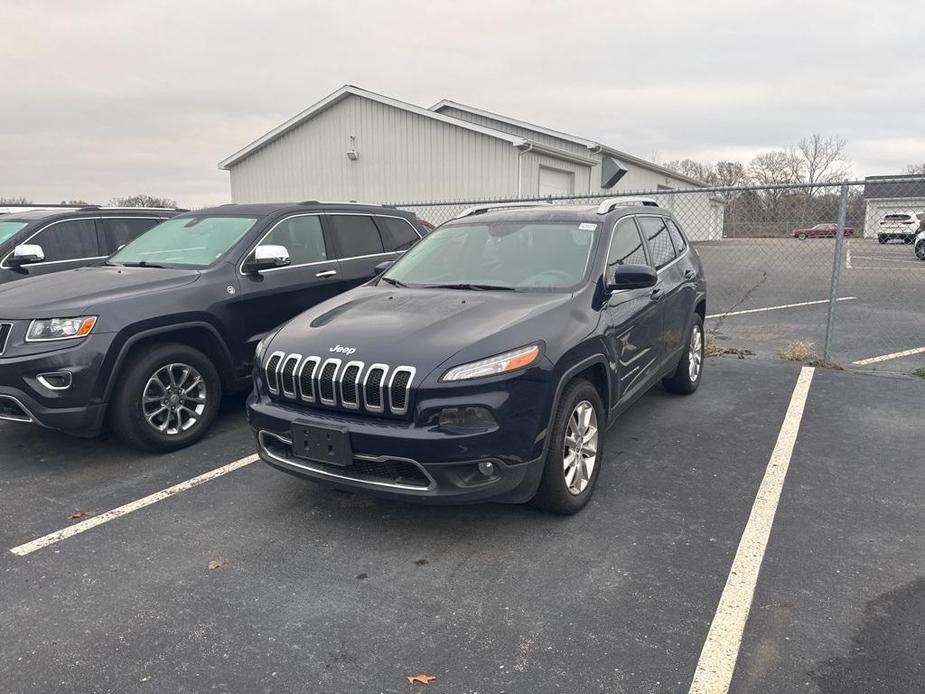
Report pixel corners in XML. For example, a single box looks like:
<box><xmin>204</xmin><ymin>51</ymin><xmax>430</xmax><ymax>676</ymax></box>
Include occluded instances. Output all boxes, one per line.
<box><xmin>229</xmin><ymin>95</ymin><xmax>520</xmax><ymax>203</ymax></box>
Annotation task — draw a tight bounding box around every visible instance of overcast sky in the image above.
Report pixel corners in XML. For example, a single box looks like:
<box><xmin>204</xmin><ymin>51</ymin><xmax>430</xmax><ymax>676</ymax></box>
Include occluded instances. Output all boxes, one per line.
<box><xmin>3</xmin><ymin>0</ymin><xmax>923</xmax><ymax>207</ymax></box>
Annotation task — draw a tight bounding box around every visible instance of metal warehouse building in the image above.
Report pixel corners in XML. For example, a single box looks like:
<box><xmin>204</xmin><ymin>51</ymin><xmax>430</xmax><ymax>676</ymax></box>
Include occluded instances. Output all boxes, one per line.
<box><xmin>219</xmin><ymin>85</ymin><xmax>724</xmax><ymax>239</ymax></box>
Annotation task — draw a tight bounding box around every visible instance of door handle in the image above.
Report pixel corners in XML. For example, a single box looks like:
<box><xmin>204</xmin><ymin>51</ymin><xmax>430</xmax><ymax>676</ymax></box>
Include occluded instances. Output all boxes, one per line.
<box><xmin>684</xmin><ymin>269</ymin><xmax>696</xmax><ymax>280</ymax></box>
<box><xmin>650</xmin><ymin>287</ymin><xmax>664</xmax><ymax>302</ymax></box>
<box><xmin>315</xmin><ymin>270</ymin><xmax>337</xmax><ymax>278</ymax></box>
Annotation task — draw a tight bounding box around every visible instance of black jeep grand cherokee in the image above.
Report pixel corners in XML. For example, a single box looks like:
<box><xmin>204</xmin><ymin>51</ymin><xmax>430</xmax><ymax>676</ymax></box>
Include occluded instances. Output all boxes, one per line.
<box><xmin>0</xmin><ymin>202</ymin><xmax>426</xmax><ymax>451</ymax></box>
<box><xmin>248</xmin><ymin>200</ymin><xmax>707</xmax><ymax>514</ymax></box>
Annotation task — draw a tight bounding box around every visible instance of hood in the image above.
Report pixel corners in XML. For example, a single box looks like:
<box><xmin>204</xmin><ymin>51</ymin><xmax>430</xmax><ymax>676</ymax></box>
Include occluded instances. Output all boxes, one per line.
<box><xmin>267</xmin><ymin>285</ymin><xmax>573</xmax><ymax>379</ymax></box>
<box><xmin>0</xmin><ymin>265</ymin><xmax>200</xmax><ymax>319</ymax></box>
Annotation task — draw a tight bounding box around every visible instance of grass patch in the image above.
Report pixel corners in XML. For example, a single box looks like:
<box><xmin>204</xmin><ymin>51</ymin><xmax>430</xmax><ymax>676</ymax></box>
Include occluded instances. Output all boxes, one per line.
<box><xmin>780</xmin><ymin>341</ymin><xmax>818</xmax><ymax>362</ymax></box>
<box><xmin>779</xmin><ymin>341</ymin><xmax>843</xmax><ymax>369</ymax></box>
<box><xmin>913</xmin><ymin>367</ymin><xmax>925</xmax><ymax>379</ymax></box>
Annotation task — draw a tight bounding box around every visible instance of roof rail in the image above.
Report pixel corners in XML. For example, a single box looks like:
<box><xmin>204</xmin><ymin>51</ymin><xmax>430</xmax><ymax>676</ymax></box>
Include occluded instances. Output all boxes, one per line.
<box><xmin>78</xmin><ymin>205</ymin><xmax>101</xmax><ymax>211</ymax></box>
<box><xmin>298</xmin><ymin>200</ymin><xmax>397</xmax><ymax>209</ymax></box>
<box><xmin>455</xmin><ymin>201</ymin><xmax>553</xmax><ymax>219</ymax></box>
<box><xmin>93</xmin><ymin>206</ymin><xmax>188</xmax><ymax>212</ymax></box>
<box><xmin>596</xmin><ymin>197</ymin><xmax>660</xmax><ymax>215</ymax></box>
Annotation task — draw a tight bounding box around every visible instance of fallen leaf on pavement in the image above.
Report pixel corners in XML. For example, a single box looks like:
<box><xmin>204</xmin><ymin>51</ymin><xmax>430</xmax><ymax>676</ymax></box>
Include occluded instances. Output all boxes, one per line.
<box><xmin>406</xmin><ymin>674</ymin><xmax>436</xmax><ymax>684</ymax></box>
<box><xmin>70</xmin><ymin>511</ymin><xmax>93</xmax><ymax>519</ymax></box>
<box><xmin>207</xmin><ymin>559</ymin><xmax>229</xmax><ymax>571</ymax></box>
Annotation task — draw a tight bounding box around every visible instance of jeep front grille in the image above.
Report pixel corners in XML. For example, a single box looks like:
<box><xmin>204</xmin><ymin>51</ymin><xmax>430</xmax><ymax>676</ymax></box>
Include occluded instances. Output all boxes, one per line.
<box><xmin>265</xmin><ymin>354</ymin><xmax>416</xmax><ymax>417</ymax></box>
<box><xmin>0</xmin><ymin>323</ymin><xmax>11</xmax><ymax>356</ymax></box>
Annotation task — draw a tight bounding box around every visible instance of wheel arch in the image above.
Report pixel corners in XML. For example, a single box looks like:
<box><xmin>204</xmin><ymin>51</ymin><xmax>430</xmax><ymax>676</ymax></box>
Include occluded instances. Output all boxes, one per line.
<box><xmin>101</xmin><ymin>322</ymin><xmax>236</xmax><ymax>401</ymax></box>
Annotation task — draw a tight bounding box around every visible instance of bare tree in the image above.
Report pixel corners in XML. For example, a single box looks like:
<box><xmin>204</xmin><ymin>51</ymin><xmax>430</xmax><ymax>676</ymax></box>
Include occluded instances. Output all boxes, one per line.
<box><xmin>109</xmin><ymin>194</ymin><xmax>178</xmax><ymax>208</ymax></box>
<box><xmin>795</xmin><ymin>133</ymin><xmax>851</xmax><ymax>190</ymax></box>
<box><xmin>713</xmin><ymin>161</ymin><xmax>748</xmax><ymax>190</ymax></box>
<box><xmin>905</xmin><ymin>163</ymin><xmax>925</xmax><ymax>175</ymax></box>
<box><xmin>60</xmin><ymin>199</ymin><xmax>90</xmax><ymax>206</ymax></box>
<box><xmin>664</xmin><ymin>159</ymin><xmax>715</xmax><ymax>184</ymax></box>
<box><xmin>0</xmin><ymin>196</ymin><xmax>32</xmax><ymax>205</ymax></box>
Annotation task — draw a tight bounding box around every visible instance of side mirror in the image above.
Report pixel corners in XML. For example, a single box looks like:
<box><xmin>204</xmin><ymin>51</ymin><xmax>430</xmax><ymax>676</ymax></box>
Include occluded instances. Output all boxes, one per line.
<box><xmin>374</xmin><ymin>260</ymin><xmax>394</xmax><ymax>275</ymax></box>
<box><xmin>243</xmin><ymin>245</ymin><xmax>290</xmax><ymax>274</ymax></box>
<box><xmin>9</xmin><ymin>244</ymin><xmax>45</xmax><ymax>268</ymax></box>
<box><xmin>607</xmin><ymin>263</ymin><xmax>658</xmax><ymax>291</ymax></box>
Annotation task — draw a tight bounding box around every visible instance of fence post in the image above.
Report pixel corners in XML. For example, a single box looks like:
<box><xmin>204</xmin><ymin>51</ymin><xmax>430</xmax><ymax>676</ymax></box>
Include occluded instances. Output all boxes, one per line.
<box><xmin>823</xmin><ymin>182</ymin><xmax>850</xmax><ymax>363</ymax></box>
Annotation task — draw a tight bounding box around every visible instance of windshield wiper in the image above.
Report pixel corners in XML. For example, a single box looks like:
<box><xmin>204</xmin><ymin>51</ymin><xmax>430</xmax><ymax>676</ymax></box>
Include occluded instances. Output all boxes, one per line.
<box><xmin>380</xmin><ymin>276</ymin><xmax>406</xmax><ymax>288</ymax></box>
<box><xmin>117</xmin><ymin>261</ymin><xmax>167</xmax><ymax>269</ymax></box>
<box><xmin>423</xmin><ymin>283</ymin><xmax>518</xmax><ymax>291</ymax></box>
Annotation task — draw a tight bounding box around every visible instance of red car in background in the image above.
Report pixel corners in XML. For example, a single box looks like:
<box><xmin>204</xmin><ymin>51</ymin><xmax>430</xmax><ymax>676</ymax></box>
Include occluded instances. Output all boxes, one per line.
<box><xmin>792</xmin><ymin>223</ymin><xmax>855</xmax><ymax>239</ymax></box>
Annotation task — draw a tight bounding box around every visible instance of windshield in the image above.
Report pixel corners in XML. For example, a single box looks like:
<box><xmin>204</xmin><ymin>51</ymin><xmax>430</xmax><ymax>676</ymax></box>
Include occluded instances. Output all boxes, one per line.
<box><xmin>381</xmin><ymin>220</ymin><xmax>598</xmax><ymax>290</ymax></box>
<box><xmin>0</xmin><ymin>221</ymin><xmax>29</xmax><ymax>245</ymax></box>
<box><xmin>108</xmin><ymin>216</ymin><xmax>257</xmax><ymax>268</ymax></box>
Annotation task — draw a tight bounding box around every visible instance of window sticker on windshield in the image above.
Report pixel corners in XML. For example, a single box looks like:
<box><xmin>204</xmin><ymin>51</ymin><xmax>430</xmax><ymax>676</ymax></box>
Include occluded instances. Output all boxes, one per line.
<box><xmin>578</xmin><ymin>223</ymin><xmax>597</xmax><ymax>231</ymax></box>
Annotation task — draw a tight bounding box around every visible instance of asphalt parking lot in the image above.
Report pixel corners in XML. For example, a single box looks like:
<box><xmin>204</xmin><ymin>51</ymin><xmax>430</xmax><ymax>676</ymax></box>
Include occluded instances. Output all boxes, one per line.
<box><xmin>1</xmin><ymin>357</ymin><xmax>921</xmax><ymax>693</ymax></box>
<box><xmin>697</xmin><ymin>238</ymin><xmax>925</xmax><ymax>373</ymax></box>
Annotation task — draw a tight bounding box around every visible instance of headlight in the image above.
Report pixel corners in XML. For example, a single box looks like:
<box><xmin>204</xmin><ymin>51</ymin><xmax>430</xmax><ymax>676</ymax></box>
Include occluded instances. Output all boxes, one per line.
<box><xmin>254</xmin><ymin>327</ymin><xmax>281</xmax><ymax>362</ymax></box>
<box><xmin>442</xmin><ymin>344</ymin><xmax>541</xmax><ymax>381</ymax></box>
<box><xmin>26</xmin><ymin>316</ymin><xmax>97</xmax><ymax>342</ymax></box>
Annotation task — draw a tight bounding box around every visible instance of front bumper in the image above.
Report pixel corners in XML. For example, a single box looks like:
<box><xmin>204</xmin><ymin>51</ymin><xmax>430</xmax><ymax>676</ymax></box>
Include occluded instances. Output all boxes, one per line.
<box><xmin>0</xmin><ymin>332</ymin><xmax>115</xmax><ymax>436</ymax></box>
<box><xmin>247</xmin><ymin>395</ymin><xmax>549</xmax><ymax>505</ymax></box>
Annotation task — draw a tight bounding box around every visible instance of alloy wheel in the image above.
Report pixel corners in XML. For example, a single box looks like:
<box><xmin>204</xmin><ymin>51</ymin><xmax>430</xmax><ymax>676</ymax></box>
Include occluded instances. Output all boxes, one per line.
<box><xmin>689</xmin><ymin>323</ymin><xmax>704</xmax><ymax>382</ymax></box>
<box><xmin>563</xmin><ymin>400</ymin><xmax>598</xmax><ymax>495</ymax></box>
<box><xmin>142</xmin><ymin>363</ymin><xmax>207</xmax><ymax>436</ymax></box>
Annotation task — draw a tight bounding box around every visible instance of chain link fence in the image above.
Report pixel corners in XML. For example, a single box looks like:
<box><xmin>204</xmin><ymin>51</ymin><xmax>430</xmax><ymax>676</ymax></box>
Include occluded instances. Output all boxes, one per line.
<box><xmin>393</xmin><ymin>176</ymin><xmax>925</xmax><ymax>374</ymax></box>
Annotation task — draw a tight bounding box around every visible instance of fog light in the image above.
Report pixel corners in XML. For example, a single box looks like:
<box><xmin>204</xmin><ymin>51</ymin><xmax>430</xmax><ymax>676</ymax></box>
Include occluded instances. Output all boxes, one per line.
<box><xmin>478</xmin><ymin>461</ymin><xmax>495</xmax><ymax>477</ymax></box>
<box><xmin>37</xmin><ymin>371</ymin><xmax>72</xmax><ymax>390</ymax></box>
<box><xmin>436</xmin><ymin>406</ymin><xmax>497</xmax><ymax>433</ymax></box>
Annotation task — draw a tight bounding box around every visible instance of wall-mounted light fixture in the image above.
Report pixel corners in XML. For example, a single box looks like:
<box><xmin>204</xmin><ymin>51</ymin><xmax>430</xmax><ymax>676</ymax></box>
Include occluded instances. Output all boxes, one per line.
<box><xmin>346</xmin><ymin>135</ymin><xmax>359</xmax><ymax>161</ymax></box>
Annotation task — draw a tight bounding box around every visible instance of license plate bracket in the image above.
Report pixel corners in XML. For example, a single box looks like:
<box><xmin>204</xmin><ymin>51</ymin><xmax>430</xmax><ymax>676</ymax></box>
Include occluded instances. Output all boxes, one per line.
<box><xmin>291</xmin><ymin>422</ymin><xmax>353</xmax><ymax>467</ymax></box>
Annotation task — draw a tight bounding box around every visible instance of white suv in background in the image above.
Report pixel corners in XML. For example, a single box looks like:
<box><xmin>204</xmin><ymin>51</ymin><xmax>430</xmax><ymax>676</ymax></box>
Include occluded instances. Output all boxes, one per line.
<box><xmin>877</xmin><ymin>212</ymin><xmax>922</xmax><ymax>243</ymax></box>
<box><xmin>914</xmin><ymin>229</ymin><xmax>925</xmax><ymax>260</ymax></box>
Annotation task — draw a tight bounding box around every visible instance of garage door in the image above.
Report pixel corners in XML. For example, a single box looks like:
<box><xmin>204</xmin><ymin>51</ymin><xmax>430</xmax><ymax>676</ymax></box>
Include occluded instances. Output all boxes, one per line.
<box><xmin>538</xmin><ymin>167</ymin><xmax>575</xmax><ymax>197</ymax></box>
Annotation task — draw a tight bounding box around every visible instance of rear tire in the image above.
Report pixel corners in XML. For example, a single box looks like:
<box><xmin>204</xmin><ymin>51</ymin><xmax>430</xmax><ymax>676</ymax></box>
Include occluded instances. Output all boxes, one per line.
<box><xmin>530</xmin><ymin>379</ymin><xmax>605</xmax><ymax>515</ymax></box>
<box><xmin>878</xmin><ymin>235</ymin><xmax>887</xmax><ymax>244</ymax></box>
<box><xmin>110</xmin><ymin>342</ymin><xmax>222</xmax><ymax>452</ymax></box>
<box><xmin>916</xmin><ymin>241</ymin><xmax>925</xmax><ymax>261</ymax></box>
<box><xmin>663</xmin><ymin>315</ymin><xmax>705</xmax><ymax>395</ymax></box>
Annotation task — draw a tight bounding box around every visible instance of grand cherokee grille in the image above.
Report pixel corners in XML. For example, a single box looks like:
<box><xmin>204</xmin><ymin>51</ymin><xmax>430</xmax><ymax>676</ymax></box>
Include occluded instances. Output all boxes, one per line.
<box><xmin>265</xmin><ymin>352</ymin><xmax>416</xmax><ymax>416</ymax></box>
<box><xmin>0</xmin><ymin>323</ymin><xmax>12</xmax><ymax>356</ymax></box>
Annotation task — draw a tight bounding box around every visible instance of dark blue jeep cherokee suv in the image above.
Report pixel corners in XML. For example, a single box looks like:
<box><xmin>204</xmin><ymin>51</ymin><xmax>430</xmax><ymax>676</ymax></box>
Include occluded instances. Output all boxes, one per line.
<box><xmin>247</xmin><ymin>200</ymin><xmax>706</xmax><ymax>514</ymax></box>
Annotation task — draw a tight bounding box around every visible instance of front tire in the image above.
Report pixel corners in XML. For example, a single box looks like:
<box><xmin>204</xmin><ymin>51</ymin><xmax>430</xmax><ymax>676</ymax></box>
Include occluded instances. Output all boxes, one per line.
<box><xmin>797</xmin><ymin>232</ymin><xmax>807</xmax><ymax>240</ymax></box>
<box><xmin>878</xmin><ymin>235</ymin><xmax>887</xmax><ymax>244</ymax></box>
<box><xmin>530</xmin><ymin>379</ymin><xmax>605</xmax><ymax>515</ymax></box>
<box><xmin>916</xmin><ymin>241</ymin><xmax>925</xmax><ymax>261</ymax></box>
<box><xmin>663</xmin><ymin>314</ymin><xmax>705</xmax><ymax>395</ymax></box>
<box><xmin>110</xmin><ymin>342</ymin><xmax>222</xmax><ymax>452</ymax></box>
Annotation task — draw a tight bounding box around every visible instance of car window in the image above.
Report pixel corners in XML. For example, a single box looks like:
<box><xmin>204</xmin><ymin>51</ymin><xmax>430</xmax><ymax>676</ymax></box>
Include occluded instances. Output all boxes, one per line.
<box><xmin>666</xmin><ymin>219</ymin><xmax>688</xmax><ymax>253</ymax></box>
<box><xmin>108</xmin><ymin>216</ymin><xmax>258</xmax><ymax>268</ymax></box>
<box><xmin>608</xmin><ymin>218</ymin><xmax>648</xmax><ymax>268</ymax></box>
<box><xmin>376</xmin><ymin>216</ymin><xmax>420</xmax><ymax>252</ymax></box>
<box><xmin>261</xmin><ymin>215</ymin><xmax>328</xmax><ymax>266</ymax></box>
<box><xmin>0</xmin><ymin>220</ymin><xmax>29</xmax><ymax>245</ymax></box>
<box><xmin>328</xmin><ymin>215</ymin><xmax>384</xmax><ymax>257</ymax></box>
<box><xmin>637</xmin><ymin>216</ymin><xmax>676</xmax><ymax>269</ymax></box>
<box><xmin>100</xmin><ymin>218</ymin><xmax>163</xmax><ymax>254</ymax></box>
<box><xmin>30</xmin><ymin>219</ymin><xmax>101</xmax><ymax>262</ymax></box>
<box><xmin>883</xmin><ymin>214</ymin><xmax>911</xmax><ymax>221</ymax></box>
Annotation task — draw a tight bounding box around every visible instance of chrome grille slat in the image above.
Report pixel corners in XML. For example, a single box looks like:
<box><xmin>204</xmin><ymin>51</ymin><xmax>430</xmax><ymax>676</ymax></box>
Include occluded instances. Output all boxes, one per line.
<box><xmin>280</xmin><ymin>354</ymin><xmax>301</xmax><ymax>397</ymax></box>
<box><xmin>264</xmin><ymin>351</ymin><xmax>285</xmax><ymax>395</ymax></box>
<box><xmin>317</xmin><ymin>358</ymin><xmax>341</xmax><ymax>406</ymax></box>
<box><xmin>266</xmin><ymin>354</ymin><xmax>414</xmax><ymax>416</ymax></box>
<box><xmin>339</xmin><ymin>360</ymin><xmax>364</xmax><ymax>409</ymax></box>
<box><xmin>0</xmin><ymin>323</ymin><xmax>12</xmax><ymax>356</ymax></box>
<box><xmin>297</xmin><ymin>356</ymin><xmax>320</xmax><ymax>402</ymax></box>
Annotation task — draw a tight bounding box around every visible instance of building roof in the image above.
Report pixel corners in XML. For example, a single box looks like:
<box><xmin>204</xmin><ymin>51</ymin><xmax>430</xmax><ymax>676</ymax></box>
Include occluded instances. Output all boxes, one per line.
<box><xmin>430</xmin><ymin>99</ymin><xmax>706</xmax><ymax>188</ymax></box>
<box><xmin>219</xmin><ymin>85</ymin><xmax>531</xmax><ymax>170</ymax></box>
<box><xmin>864</xmin><ymin>175</ymin><xmax>925</xmax><ymax>200</ymax></box>
<box><xmin>219</xmin><ymin>85</ymin><xmax>698</xmax><ymax>183</ymax></box>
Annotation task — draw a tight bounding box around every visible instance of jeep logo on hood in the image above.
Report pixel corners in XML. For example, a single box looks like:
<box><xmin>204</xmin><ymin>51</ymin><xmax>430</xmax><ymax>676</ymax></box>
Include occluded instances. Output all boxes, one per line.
<box><xmin>329</xmin><ymin>344</ymin><xmax>357</xmax><ymax>356</ymax></box>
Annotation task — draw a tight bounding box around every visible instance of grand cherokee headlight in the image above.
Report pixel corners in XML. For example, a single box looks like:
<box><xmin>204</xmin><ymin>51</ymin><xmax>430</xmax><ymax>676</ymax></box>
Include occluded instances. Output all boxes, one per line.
<box><xmin>26</xmin><ymin>316</ymin><xmax>98</xmax><ymax>342</ymax></box>
<box><xmin>442</xmin><ymin>343</ymin><xmax>541</xmax><ymax>381</ymax></box>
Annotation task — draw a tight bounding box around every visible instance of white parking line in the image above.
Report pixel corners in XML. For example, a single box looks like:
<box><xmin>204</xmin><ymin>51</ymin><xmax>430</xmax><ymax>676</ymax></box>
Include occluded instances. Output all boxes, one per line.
<box><xmin>706</xmin><ymin>297</ymin><xmax>856</xmax><ymax>320</ymax></box>
<box><xmin>688</xmin><ymin>366</ymin><xmax>815</xmax><ymax>694</ymax></box>
<box><xmin>852</xmin><ymin>346</ymin><xmax>925</xmax><ymax>366</ymax></box>
<box><xmin>9</xmin><ymin>454</ymin><xmax>259</xmax><ymax>557</ymax></box>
